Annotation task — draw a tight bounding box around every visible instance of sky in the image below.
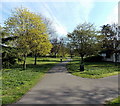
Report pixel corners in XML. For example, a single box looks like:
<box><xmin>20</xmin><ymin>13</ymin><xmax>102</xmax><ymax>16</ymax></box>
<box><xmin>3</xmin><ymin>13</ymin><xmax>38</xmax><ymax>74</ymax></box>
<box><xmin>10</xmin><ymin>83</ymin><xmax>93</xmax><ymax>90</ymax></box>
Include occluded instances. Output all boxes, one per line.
<box><xmin>0</xmin><ymin>0</ymin><xmax>119</xmax><ymax>37</ymax></box>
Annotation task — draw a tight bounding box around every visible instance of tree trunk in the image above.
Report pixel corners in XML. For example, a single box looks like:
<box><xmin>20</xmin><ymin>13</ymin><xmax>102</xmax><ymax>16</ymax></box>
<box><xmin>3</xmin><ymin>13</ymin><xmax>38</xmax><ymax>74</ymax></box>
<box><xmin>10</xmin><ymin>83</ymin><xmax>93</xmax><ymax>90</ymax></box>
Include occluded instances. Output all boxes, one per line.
<box><xmin>70</xmin><ymin>49</ymin><xmax>73</xmax><ymax>58</ymax></box>
<box><xmin>80</xmin><ymin>55</ymin><xmax>84</xmax><ymax>72</ymax></box>
<box><xmin>54</xmin><ymin>53</ymin><xmax>57</xmax><ymax>58</ymax></box>
<box><xmin>71</xmin><ymin>54</ymin><xmax>72</xmax><ymax>58</ymax></box>
<box><xmin>34</xmin><ymin>54</ymin><xmax>37</xmax><ymax>65</ymax></box>
<box><xmin>115</xmin><ymin>52</ymin><xmax>117</xmax><ymax>66</ymax></box>
<box><xmin>23</xmin><ymin>54</ymin><xmax>27</xmax><ymax>70</ymax></box>
<box><xmin>81</xmin><ymin>56</ymin><xmax>84</xmax><ymax>64</ymax></box>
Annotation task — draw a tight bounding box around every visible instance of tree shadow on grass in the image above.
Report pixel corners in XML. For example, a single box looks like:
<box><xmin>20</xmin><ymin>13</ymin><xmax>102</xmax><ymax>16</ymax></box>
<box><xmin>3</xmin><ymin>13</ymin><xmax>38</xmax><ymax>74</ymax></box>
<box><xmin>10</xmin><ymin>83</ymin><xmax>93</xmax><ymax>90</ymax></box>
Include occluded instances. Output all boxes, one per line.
<box><xmin>26</xmin><ymin>63</ymin><xmax>56</xmax><ymax>73</ymax></box>
<box><xmin>85</xmin><ymin>62</ymin><xmax>120</xmax><ymax>66</ymax></box>
<box><xmin>9</xmin><ymin>63</ymin><xmax>57</xmax><ymax>73</ymax></box>
<box><xmin>9</xmin><ymin>59</ymin><xmax>69</xmax><ymax>73</ymax></box>
<box><xmin>32</xmin><ymin>59</ymin><xmax>60</xmax><ymax>62</ymax></box>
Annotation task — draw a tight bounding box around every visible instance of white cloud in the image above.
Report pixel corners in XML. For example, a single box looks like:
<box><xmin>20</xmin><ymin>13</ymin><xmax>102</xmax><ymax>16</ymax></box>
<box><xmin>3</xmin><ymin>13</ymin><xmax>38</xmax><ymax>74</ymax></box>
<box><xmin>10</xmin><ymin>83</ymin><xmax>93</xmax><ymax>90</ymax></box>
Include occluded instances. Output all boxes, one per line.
<box><xmin>1</xmin><ymin>1</ymin><xmax>68</xmax><ymax>35</ymax></box>
<box><xmin>77</xmin><ymin>0</ymin><xmax>95</xmax><ymax>22</ymax></box>
<box><xmin>53</xmin><ymin>21</ymin><xmax>68</xmax><ymax>36</ymax></box>
<box><xmin>118</xmin><ymin>1</ymin><xmax>120</xmax><ymax>26</ymax></box>
<box><xmin>42</xmin><ymin>3</ymin><xmax>68</xmax><ymax>36</ymax></box>
<box><xmin>1</xmin><ymin>0</ymin><xmax>95</xmax><ymax>35</ymax></box>
<box><xmin>104</xmin><ymin>4</ymin><xmax>118</xmax><ymax>25</ymax></box>
<box><xmin>1</xmin><ymin>0</ymin><xmax>120</xmax><ymax>2</ymax></box>
<box><xmin>2</xmin><ymin>0</ymin><xmax>119</xmax><ymax>35</ymax></box>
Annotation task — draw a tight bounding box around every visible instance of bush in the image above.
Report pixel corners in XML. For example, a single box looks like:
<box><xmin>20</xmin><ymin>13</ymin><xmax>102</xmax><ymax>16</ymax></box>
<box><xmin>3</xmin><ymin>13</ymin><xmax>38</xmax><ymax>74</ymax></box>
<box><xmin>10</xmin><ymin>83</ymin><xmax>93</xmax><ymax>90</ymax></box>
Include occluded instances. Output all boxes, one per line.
<box><xmin>84</xmin><ymin>55</ymin><xmax>103</xmax><ymax>62</ymax></box>
<box><xmin>2</xmin><ymin>52</ymin><xmax>17</xmax><ymax>68</ymax></box>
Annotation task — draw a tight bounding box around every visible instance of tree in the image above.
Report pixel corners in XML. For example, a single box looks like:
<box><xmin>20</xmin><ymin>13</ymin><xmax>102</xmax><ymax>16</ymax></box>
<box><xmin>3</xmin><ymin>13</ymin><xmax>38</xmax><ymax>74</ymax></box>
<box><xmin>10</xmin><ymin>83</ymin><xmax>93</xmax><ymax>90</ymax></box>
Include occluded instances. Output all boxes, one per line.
<box><xmin>50</xmin><ymin>38</ymin><xmax>60</xmax><ymax>57</ymax></box>
<box><xmin>101</xmin><ymin>24</ymin><xmax>120</xmax><ymax>65</ymax></box>
<box><xmin>58</xmin><ymin>38</ymin><xmax>69</xmax><ymax>58</ymax></box>
<box><xmin>67</xmin><ymin>22</ymin><xmax>99</xmax><ymax>71</ymax></box>
<box><xmin>0</xmin><ymin>25</ymin><xmax>18</xmax><ymax>68</ymax></box>
<box><xmin>4</xmin><ymin>7</ymin><xmax>52</xmax><ymax>69</ymax></box>
<box><xmin>28</xmin><ymin>29</ymin><xmax>52</xmax><ymax>65</ymax></box>
<box><xmin>42</xmin><ymin>17</ymin><xmax>56</xmax><ymax>39</ymax></box>
<box><xmin>66</xmin><ymin>42</ymin><xmax>74</xmax><ymax>58</ymax></box>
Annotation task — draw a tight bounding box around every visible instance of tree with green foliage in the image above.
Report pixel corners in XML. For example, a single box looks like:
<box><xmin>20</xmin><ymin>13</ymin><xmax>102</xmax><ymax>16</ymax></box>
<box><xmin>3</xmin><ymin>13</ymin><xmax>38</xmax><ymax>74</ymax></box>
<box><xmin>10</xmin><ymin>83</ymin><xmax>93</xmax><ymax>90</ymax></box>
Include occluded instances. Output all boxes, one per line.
<box><xmin>4</xmin><ymin>7</ymin><xmax>52</xmax><ymax>69</ymax></box>
<box><xmin>67</xmin><ymin>22</ymin><xmax>99</xmax><ymax>71</ymax></box>
<box><xmin>1</xmin><ymin>25</ymin><xmax>19</xmax><ymax>68</ymax></box>
<box><xmin>50</xmin><ymin>38</ymin><xmax>60</xmax><ymax>57</ymax></box>
<box><xmin>101</xmin><ymin>24</ymin><xmax>120</xmax><ymax>65</ymax></box>
<box><xmin>67</xmin><ymin>43</ymin><xmax>75</xmax><ymax>58</ymax></box>
<box><xmin>58</xmin><ymin>38</ymin><xmax>69</xmax><ymax>58</ymax></box>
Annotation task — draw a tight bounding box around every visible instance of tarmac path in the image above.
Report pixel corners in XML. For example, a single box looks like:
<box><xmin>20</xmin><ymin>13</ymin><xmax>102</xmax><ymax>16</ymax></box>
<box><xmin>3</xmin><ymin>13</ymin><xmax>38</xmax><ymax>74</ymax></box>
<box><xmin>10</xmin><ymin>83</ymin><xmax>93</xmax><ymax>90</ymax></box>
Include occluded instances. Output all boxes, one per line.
<box><xmin>15</xmin><ymin>60</ymin><xmax>119</xmax><ymax>104</ymax></box>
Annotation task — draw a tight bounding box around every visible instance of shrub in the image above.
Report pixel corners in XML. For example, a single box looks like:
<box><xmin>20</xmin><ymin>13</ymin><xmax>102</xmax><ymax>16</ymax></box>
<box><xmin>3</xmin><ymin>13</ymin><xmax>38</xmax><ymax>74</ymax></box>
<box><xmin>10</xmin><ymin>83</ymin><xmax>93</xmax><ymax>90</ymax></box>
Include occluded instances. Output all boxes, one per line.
<box><xmin>84</xmin><ymin>55</ymin><xmax>103</xmax><ymax>62</ymax></box>
<box><xmin>2</xmin><ymin>52</ymin><xmax>17</xmax><ymax>68</ymax></box>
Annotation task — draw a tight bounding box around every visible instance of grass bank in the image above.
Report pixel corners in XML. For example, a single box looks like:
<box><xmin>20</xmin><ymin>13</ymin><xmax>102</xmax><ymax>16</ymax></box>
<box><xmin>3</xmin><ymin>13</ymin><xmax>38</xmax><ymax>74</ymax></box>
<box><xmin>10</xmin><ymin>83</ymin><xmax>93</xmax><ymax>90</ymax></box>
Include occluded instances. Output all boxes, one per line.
<box><xmin>2</xmin><ymin>57</ymin><xmax>65</xmax><ymax>105</ymax></box>
<box><xmin>106</xmin><ymin>96</ymin><xmax>120</xmax><ymax>104</ymax></box>
<box><xmin>67</xmin><ymin>57</ymin><xmax>120</xmax><ymax>79</ymax></box>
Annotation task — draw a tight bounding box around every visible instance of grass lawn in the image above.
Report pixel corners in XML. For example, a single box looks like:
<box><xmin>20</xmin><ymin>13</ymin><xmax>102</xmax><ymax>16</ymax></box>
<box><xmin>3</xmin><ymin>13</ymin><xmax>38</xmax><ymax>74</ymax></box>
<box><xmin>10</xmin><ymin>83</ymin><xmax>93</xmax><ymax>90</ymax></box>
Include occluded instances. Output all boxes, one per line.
<box><xmin>106</xmin><ymin>96</ymin><xmax>120</xmax><ymax>104</ymax></box>
<box><xmin>1</xmin><ymin>57</ymin><xmax>66</xmax><ymax>105</ymax></box>
<box><xmin>67</xmin><ymin>57</ymin><xmax>120</xmax><ymax>79</ymax></box>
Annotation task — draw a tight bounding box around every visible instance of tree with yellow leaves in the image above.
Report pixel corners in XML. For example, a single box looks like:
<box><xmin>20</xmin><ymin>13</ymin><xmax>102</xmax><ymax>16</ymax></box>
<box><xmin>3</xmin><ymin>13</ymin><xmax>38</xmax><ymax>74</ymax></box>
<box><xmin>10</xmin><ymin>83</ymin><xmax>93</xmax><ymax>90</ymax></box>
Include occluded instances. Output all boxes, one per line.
<box><xmin>28</xmin><ymin>29</ymin><xmax>52</xmax><ymax>65</ymax></box>
<box><xmin>5</xmin><ymin>7</ymin><xmax>52</xmax><ymax>69</ymax></box>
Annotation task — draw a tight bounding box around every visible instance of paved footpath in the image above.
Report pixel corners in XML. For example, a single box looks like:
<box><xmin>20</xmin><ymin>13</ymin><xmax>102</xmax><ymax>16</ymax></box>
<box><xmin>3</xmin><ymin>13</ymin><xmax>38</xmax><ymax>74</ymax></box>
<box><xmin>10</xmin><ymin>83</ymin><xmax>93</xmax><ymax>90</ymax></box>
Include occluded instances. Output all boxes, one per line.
<box><xmin>15</xmin><ymin>60</ymin><xmax>119</xmax><ymax>104</ymax></box>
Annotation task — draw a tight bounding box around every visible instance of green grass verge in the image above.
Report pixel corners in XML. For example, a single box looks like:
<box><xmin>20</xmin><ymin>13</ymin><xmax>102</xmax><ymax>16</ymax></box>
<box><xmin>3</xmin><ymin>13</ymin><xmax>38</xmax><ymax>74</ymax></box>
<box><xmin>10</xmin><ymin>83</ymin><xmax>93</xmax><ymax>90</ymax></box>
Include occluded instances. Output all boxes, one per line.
<box><xmin>67</xmin><ymin>57</ymin><xmax>120</xmax><ymax>79</ymax></box>
<box><xmin>106</xmin><ymin>96</ymin><xmax>120</xmax><ymax>104</ymax></box>
<box><xmin>2</xmin><ymin>57</ymin><xmax>65</xmax><ymax>105</ymax></box>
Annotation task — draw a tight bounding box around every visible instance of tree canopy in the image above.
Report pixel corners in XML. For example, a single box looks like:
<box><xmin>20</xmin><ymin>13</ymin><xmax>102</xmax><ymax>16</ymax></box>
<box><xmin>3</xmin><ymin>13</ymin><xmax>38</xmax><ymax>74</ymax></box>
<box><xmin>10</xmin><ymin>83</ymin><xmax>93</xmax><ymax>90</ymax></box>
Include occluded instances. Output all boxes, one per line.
<box><xmin>67</xmin><ymin>22</ymin><xmax>100</xmax><ymax>71</ymax></box>
<box><xmin>4</xmin><ymin>7</ymin><xmax>52</xmax><ymax>69</ymax></box>
<box><xmin>101</xmin><ymin>24</ymin><xmax>120</xmax><ymax>64</ymax></box>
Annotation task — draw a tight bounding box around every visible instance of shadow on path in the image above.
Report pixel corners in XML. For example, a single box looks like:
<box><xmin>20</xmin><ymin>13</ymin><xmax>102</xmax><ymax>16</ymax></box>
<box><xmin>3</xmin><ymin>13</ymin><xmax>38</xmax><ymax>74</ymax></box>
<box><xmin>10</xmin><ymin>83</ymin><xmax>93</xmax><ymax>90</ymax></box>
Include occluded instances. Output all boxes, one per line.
<box><xmin>14</xmin><ymin>59</ymin><xmax>119</xmax><ymax>104</ymax></box>
<box><xmin>16</xmin><ymin>86</ymin><xmax>118</xmax><ymax>104</ymax></box>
